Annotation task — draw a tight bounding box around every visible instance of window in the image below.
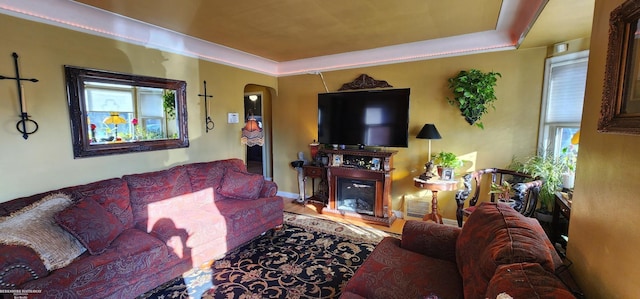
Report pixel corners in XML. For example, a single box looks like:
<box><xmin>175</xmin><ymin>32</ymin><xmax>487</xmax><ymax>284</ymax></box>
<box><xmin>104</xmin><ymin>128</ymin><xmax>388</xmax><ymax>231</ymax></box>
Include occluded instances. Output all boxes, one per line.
<box><xmin>84</xmin><ymin>83</ymin><xmax>171</xmax><ymax>142</ymax></box>
<box><xmin>538</xmin><ymin>50</ymin><xmax>589</xmax><ymax>160</ymax></box>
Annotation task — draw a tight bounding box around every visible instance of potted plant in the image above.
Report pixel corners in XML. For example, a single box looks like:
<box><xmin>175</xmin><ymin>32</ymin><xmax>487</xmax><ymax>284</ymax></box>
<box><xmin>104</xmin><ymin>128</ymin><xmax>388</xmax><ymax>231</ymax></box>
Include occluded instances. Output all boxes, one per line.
<box><xmin>447</xmin><ymin>69</ymin><xmax>502</xmax><ymax>129</ymax></box>
<box><xmin>163</xmin><ymin>89</ymin><xmax>176</xmax><ymax>119</ymax></box>
<box><xmin>509</xmin><ymin>150</ymin><xmax>565</xmax><ymax>222</ymax></box>
<box><xmin>560</xmin><ymin>146</ymin><xmax>578</xmax><ymax>189</ymax></box>
<box><xmin>490</xmin><ymin>181</ymin><xmax>516</xmax><ymax>208</ymax></box>
<box><xmin>433</xmin><ymin>151</ymin><xmax>463</xmax><ymax>178</ymax></box>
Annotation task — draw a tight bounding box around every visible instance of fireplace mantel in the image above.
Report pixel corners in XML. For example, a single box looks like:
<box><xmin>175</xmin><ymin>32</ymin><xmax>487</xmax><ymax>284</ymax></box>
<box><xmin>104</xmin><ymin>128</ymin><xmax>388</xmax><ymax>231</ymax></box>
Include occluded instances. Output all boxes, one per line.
<box><xmin>319</xmin><ymin>148</ymin><xmax>397</xmax><ymax>226</ymax></box>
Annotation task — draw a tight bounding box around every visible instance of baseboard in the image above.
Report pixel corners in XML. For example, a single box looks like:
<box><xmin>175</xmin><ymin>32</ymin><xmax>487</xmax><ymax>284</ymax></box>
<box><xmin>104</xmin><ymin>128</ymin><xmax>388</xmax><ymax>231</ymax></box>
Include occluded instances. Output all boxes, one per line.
<box><xmin>277</xmin><ymin>191</ymin><xmax>299</xmax><ymax>199</ymax></box>
<box><xmin>442</xmin><ymin>218</ymin><xmax>459</xmax><ymax>227</ymax></box>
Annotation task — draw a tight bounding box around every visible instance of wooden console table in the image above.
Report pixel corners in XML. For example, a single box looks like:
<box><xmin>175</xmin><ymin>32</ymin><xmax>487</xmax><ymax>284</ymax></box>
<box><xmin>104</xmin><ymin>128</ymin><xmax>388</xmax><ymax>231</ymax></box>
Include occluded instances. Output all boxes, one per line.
<box><xmin>301</xmin><ymin>165</ymin><xmax>328</xmax><ymax>212</ymax></box>
<box><xmin>552</xmin><ymin>191</ymin><xmax>572</xmax><ymax>246</ymax></box>
<box><xmin>414</xmin><ymin>178</ymin><xmax>457</xmax><ymax>224</ymax></box>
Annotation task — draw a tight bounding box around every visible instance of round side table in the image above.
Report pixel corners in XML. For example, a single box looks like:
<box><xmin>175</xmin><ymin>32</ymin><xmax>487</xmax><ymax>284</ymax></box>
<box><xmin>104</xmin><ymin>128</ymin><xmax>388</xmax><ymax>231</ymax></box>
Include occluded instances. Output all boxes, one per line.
<box><xmin>414</xmin><ymin>178</ymin><xmax>457</xmax><ymax>224</ymax></box>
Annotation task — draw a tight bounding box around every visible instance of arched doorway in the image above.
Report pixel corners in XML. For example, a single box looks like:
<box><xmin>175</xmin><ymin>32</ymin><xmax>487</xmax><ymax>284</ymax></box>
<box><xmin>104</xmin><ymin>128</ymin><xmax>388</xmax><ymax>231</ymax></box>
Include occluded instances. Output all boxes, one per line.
<box><xmin>244</xmin><ymin>85</ymin><xmax>274</xmax><ymax>180</ymax></box>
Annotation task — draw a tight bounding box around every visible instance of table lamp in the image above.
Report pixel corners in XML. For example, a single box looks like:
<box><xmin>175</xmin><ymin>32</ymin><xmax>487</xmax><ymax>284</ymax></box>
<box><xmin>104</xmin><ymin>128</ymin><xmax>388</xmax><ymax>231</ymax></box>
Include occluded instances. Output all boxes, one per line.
<box><xmin>416</xmin><ymin>124</ymin><xmax>442</xmax><ymax>180</ymax></box>
<box><xmin>103</xmin><ymin>112</ymin><xmax>127</xmax><ymax>141</ymax></box>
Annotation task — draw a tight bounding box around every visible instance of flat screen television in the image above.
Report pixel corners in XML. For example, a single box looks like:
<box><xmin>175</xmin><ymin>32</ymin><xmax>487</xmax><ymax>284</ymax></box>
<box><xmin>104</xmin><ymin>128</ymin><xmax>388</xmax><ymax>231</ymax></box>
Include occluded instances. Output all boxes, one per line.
<box><xmin>318</xmin><ymin>88</ymin><xmax>410</xmax><ymax>148</ymax></box>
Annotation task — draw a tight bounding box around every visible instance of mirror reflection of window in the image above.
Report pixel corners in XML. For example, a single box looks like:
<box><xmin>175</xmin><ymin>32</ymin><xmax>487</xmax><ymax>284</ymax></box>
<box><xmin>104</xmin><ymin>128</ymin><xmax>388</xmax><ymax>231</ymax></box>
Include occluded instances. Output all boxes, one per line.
<box><xmin>84</xmin><ymin>82</ymin><xmax>172</xmax><ymax>143</ymax></box>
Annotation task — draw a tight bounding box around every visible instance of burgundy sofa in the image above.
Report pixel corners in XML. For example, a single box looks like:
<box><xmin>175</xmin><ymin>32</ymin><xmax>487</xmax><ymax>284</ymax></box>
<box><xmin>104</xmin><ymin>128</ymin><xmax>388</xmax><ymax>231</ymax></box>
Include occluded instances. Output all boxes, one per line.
<box><xmin>0</xmin><ymin>158</ymin><xmax>283</xmax><ymax>298</ymax></box>
<box><xmin>341</xmin><ymin>203</ymin><xmax>578</xmax><ymax>299</ymax></box>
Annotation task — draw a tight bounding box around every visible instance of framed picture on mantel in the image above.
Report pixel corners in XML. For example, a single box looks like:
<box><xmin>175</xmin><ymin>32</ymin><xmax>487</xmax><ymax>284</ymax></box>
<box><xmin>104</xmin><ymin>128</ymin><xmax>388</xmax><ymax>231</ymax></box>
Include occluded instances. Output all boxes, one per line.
<box><xmin>332</xmin><ymin>154</ymin><xmax>343</xmax><ymax>166</ymax></box>
<box><xmin>371</xmin><ymin>158</ymin><xmax>381</xmax><ymax>170</ymax></box>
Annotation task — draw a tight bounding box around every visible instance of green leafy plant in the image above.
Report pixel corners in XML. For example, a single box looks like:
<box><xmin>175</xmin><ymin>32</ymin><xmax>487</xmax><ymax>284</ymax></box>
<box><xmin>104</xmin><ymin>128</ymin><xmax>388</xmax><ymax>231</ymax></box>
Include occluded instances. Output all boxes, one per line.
<box><xmin>447</xmin><ymin>69</ymin><xmax>502</xmax><ymax>129</ymax></box>
<box><xmin>163</xmin><ymin>89</ymin><xmax>176</xmax><ymax>120</ymax></box>
<box><xmin>490</xmin><ymin>181</ymin><xmax>513</xmax><ymax>200</ymax></box>
<box><xmin>509</xmin><ymin>149</ymin><xmax>564</xmax><ymax>212</ymax></box>
<box><xmin>560</xmin><ymin>146</ymin><xmax>578</xmax><ymax>173</ymax></box>
<box><xmin>433</xmin><ymin>151</ymin><xmax>463</xmax><ymax>169</ymax></box>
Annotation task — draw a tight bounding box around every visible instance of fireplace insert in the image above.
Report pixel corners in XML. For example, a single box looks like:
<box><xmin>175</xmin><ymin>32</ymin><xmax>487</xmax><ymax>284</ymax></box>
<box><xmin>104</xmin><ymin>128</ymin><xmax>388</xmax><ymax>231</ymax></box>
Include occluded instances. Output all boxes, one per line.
<box><xmin>336</xmin><ymin>178</ymin><xmax>375</xmax><ymax>215</ymax></box>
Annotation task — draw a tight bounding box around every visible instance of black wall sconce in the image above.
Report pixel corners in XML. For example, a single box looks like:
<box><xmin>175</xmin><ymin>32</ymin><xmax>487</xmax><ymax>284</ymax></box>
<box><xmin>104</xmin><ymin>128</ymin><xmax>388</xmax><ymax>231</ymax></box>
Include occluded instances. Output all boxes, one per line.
<box><xmin>0</xmin><ymin>52</ymin><xmax>39</xmax><ymax>139</ymax></box>
<box><xmin>198</xmin><ymin>80</ymin><xmax>214</xmax><ymax>133</ymax></box>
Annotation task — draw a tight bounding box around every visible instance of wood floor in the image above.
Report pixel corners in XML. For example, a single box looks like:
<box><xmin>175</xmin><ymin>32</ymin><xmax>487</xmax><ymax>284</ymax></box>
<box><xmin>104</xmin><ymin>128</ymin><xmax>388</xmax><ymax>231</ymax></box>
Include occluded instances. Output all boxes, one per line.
<box><xmin>282</xmin><ymin>197</ymin><xmax>406</xmax><ymax>235</ymax></box>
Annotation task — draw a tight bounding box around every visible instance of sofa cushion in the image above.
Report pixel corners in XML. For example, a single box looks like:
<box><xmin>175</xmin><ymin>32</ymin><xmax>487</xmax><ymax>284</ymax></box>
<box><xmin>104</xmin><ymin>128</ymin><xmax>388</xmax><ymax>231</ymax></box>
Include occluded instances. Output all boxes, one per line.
<box><xmin>342</xmin><ymin>237</ymin><xmax>463</xmax><ymax>299</ymax></box>
<box><xmin>0</xmin><ymin>193</ymin><xmax>86</xmax><ymax>271</ymax></box>
<box><xmin>66</xmin><ymin>178</ymin><xmax>134</xmax><ymax>229</ymax></box>
<box><xmin>20</xmin><ymin>228</ymin><xmax>186</xmax><ymax>298</ymax></box>
<box><xmin>486</xmin><ymin>263</ymin><xmax>575</xmax><ymax>298</ymax></box>
<box><xmin>55</xmin><ymin>198</ymin><xmax>125</xmax><ymax>255</ymax></box>
<box><xmin>186</xmin><ymin>159</ymin><xmax>247</xmax><ymax>202</ymax></box>
<box><xmin>456</xmin><ymin>202</ymin><xmax>556</xmax><ymax>299</ymax></box>
<box><xmin>401</xmin><ymin>220</ymin><xmax>460</xmax><ymax>263</ymax></box>
<box><xmin>217</xmin><ymin>168</ymin><xmax>264</xmax><ymax>200</ymax></box>
<box><xmin>123</xmin><ymin>166</ymin><xmax>195</xmax><ymax>227</ymax></box>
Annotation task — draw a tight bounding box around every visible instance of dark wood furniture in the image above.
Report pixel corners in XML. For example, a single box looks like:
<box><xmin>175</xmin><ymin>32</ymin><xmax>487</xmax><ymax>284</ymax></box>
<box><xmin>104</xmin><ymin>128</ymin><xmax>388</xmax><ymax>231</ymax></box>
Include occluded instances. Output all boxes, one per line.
<box><xmin>301</xmin><ymin>165</ymin><xmax>328</xmax><ymax>212</ymax></box>
<box><xmin>552</xmin><ymin>191</ymin><xmax>572</xmax><ymax>247</ymax></box>
<box><xmin>318</xmin><ymin>148</ymin><xmax>397</xmax><ymax>226</ymax></box>
<box><xmin>455</xmin><ymin>168</ymin><xmax>543</xmax><ymax>227</ymax></box>
<box><xmin>413</xmin><ymin>178</ymin><xmax>458</xmax><ymax>224</ymax></box>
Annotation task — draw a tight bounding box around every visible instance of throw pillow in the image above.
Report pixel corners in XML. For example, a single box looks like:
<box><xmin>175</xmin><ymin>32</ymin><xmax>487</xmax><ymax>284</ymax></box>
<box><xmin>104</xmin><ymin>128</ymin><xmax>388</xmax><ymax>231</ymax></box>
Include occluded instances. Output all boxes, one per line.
<box><xmin>55</xmin><ymin>197</ymin><xmax>125</xmax><ymax>255</ymax></box>
<box><xmin>217</xmin><ymin>168</ymin><xmax>264</xmax><ymax>200</ymax></box>
<box><xmin>0</xmin><ymin>193</ymin><xmax>86</xmax><ymax>271</ymax></box>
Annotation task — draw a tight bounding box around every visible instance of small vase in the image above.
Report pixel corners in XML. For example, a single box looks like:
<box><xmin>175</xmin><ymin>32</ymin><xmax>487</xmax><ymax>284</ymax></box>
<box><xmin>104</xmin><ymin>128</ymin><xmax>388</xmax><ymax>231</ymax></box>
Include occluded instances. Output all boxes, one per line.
<box><xmin>562</xmin><ymin>172</ymin><xmax>575</xmax><ymax>189</ymax></box>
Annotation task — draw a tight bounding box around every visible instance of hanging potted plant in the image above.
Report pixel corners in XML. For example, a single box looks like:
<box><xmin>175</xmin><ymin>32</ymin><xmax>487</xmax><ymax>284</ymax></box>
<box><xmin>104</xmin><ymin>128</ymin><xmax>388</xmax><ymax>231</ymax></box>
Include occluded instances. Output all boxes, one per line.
<box><xmin>447</xmin><ymin>69</ymin><xmax>501</xmax><ymax>129</ymax></box>
<box><xmin>163</xmin><ymin>89</ymin><xmax>176</xmax><ymax>120</ymax></box>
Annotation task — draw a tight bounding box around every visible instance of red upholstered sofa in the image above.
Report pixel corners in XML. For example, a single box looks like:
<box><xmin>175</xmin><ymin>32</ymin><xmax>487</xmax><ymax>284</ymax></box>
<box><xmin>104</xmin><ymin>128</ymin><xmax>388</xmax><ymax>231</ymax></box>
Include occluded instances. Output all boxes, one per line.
<box><xmin>341</xmin><ymin>202</ymin><xmax>578</xmax><ymax>299</ymax></box>
<box><xmin>0</xmin><ymin>158</ymin><xmax>283</xmax><ymax>298</ymax></box>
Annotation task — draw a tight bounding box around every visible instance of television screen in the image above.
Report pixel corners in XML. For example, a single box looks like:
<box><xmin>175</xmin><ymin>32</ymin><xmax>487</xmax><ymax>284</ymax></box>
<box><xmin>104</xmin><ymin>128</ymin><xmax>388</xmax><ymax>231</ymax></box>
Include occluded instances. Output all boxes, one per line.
<box><xmin>318</xmin><ymin>88</ymin><xmax>410</xmax><ymax>148</ymax></box>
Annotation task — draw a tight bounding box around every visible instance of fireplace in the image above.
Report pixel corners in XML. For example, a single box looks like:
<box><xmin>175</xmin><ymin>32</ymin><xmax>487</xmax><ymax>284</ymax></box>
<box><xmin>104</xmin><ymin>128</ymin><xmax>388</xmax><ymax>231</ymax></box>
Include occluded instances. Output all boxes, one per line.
<box><xmin>337</xmin><ymin>178</ymin><xmax>375</xmax><ymax>215</ymax></box>
<box><xmin>319</xmin><ymin>148</ymin><xmax>397</xmax><ymax>226</ymax></box>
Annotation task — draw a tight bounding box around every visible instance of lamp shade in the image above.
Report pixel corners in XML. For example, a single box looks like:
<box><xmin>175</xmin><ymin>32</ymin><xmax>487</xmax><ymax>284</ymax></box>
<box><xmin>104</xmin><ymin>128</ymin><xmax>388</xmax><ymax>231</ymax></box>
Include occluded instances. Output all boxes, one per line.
<box><xmin>243</xmin><ymin>118</ymin><xmax>261</xmax><ymax>132</ymax></box>
<box><xmin>571</xmin><ymin>130</ymin><xmax>580</xmax><ymax>145</ymax></box>
<box><xmin>241</xmin><ymin>117</ymin><xmax>264</xmax><ymax>147</ymax></box>
<box><xmin>103</xmin><ymin>112</ymin><xmax>127</xmax><ymax>125</ymax></box>
<box><xmin>416</xmin><ymin>124</ymin><xmax>442</xmax><ymax>139</ymax></box>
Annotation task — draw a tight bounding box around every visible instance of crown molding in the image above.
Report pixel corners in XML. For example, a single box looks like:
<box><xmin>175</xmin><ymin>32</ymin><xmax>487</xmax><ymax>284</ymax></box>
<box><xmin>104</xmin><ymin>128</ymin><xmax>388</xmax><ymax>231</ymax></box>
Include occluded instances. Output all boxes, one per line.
<box><xmin>0</xmin><ymin>0</ymin><xmax>547</xmax><ymax>77</ymax></box>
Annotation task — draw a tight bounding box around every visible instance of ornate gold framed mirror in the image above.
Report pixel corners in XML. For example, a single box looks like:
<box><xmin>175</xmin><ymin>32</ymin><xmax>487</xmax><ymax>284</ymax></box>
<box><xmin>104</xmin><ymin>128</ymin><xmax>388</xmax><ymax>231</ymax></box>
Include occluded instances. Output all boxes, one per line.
<box><xmin>599</xmin><ymin>0</ymin><xmax>640</xmax><ymax>135</ymax></box>
<box><xmin>65</xmin><ymin>66</ymin><xmax>188</xmax><ymax>158</ymax></box>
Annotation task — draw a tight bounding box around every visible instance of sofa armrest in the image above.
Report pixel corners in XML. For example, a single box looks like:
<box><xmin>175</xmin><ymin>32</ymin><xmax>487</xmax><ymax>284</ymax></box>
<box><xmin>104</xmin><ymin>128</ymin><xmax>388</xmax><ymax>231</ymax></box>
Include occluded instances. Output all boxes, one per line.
<box><xmin>260</xmin><ymin>180</ymin><xmax>278</xmax><ymax>198</ymax></box>
<box><xmin>400</xmin><ymin>220</ymin><xmax>461</xmax><ymax>263</ymax></box>
<box><xmin>0</xmin><ymin>245</ymin><xmax>48</xmax><ymax>287</ymax></box>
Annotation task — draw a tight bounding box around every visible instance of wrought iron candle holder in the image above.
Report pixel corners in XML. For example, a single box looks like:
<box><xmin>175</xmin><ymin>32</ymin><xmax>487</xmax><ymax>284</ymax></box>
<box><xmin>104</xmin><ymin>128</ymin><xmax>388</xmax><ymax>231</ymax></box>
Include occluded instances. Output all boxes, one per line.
<box><xmin>198</xmin><ymin>80</ymin><xmax>214</xmax><ymax>133</ymax></box>
<box><xmin>0</xmin><ymin>52</ymin><xmax>39</xmax><ymax>139</ymax></box>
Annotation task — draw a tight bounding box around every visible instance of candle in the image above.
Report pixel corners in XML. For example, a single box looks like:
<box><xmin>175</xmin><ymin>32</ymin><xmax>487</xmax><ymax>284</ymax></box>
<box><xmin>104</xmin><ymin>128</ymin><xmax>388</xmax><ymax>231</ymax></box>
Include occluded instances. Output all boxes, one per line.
<box><xmin>20</xmin><ymin>84</ymin><xmax>27</xmax><ymax>113</ymax></box>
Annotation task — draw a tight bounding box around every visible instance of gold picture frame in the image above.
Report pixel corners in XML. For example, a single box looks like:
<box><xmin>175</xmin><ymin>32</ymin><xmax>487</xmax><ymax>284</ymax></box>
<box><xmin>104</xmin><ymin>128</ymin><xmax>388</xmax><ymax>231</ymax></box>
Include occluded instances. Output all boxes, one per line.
<box><xmin>598</xmin><ymin>0</ymin><xmax>640</xmax><ymax>135</ymax></box>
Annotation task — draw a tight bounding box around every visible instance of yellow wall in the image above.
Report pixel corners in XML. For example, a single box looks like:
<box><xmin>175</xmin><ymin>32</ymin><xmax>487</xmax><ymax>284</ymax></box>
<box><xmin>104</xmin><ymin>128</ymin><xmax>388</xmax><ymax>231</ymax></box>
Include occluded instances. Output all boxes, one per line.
<box><xmin>0</xmin><ymin>14</ymin><xmax>276</xmax><ymax>201</ymax></box>
<box><xmin>2</xmin><ymin>4</ymin><xmax>631</xmax><ymax>297</ymax></box>
<box><xmin>567</xmin><ymin>0</ymin><xmax>640</xmax><ymax>297</ymax></box>
<box><xmin>274</xmin><ymin>48</ymin><xmax>547</xmax><ymax>219</ymax></box>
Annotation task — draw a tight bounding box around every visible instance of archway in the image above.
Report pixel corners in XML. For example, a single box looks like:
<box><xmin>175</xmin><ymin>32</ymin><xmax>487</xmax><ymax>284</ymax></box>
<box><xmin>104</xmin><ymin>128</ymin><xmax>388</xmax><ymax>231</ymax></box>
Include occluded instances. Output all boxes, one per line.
<box><xmin>243</xmin><ymin>84</ymin><xmax>275</xmax><ymax>180</ymax></box>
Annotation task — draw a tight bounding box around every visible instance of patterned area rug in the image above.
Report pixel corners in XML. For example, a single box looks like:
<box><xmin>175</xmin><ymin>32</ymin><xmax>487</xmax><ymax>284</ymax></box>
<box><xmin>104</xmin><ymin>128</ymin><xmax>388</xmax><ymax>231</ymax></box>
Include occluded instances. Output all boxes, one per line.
<box><xmin>138</xmin><ymin>212</ymin><xmax>394</xmax><ymax>298</ymax></box>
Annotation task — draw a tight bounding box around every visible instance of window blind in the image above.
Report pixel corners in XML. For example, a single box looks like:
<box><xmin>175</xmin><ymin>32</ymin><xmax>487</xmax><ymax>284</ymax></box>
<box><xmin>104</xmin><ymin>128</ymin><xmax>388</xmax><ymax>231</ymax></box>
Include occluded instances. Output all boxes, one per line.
<box><xmin>546</xmin><ymin>59</ymin><xmax>588</xmax><ymax>123</ymax></box>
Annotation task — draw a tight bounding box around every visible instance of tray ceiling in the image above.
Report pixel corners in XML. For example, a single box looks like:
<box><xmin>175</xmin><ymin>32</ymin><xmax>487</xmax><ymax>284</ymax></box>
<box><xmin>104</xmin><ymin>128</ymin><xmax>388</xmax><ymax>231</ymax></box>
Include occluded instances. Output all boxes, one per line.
<box><xmin>0</xmin><ymin>0</ymin><xmax>593</xmax><ymax>75</ymax></box>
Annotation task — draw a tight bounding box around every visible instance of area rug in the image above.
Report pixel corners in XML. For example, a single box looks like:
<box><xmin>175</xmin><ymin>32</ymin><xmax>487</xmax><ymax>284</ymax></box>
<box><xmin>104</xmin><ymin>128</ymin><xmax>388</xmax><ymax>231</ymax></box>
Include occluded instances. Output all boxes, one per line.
<box><xmin>138</xmin><ymin>213</ymin><xmax>394</xmax><ymax>299</ymax></box>
<box><xmin>283</xmin><ymin>211</ymin><xmax>398</xmax><ymax>243</ymax></box>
